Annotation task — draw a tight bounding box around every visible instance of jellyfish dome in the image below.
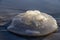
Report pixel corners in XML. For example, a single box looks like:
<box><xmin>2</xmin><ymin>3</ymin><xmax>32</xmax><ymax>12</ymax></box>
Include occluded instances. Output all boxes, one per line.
<box><xmin>7</xmin><ymin>10</ymin><xmax>58</xmax><ymax>36</ymax></box>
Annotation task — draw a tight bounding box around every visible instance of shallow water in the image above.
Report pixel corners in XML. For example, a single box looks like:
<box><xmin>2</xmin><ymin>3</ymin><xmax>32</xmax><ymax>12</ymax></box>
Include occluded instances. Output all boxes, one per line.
<box><xmin>0</xmin><ymin>0</ymin><xmax>60</xmax><ymax>40</ymax></box>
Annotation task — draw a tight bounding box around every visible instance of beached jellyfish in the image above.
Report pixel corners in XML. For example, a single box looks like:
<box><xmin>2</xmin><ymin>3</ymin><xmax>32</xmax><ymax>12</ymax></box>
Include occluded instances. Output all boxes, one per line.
<box><xmin>7</xmin><ymin>10</ymin><xmax>58</xmax><ymax>36</ymax></box>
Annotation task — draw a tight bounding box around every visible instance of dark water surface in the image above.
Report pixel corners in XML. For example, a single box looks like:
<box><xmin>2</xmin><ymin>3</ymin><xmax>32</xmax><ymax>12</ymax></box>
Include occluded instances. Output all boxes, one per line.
<box><xmin>0</xmin><ymin>0</ymin><xmax>60</xmax><ymax>18</ymax></box>
<box><xmin>0</xmin><ymin>0</ymin><xmax>60</xmax><ymax>40</ymax></box>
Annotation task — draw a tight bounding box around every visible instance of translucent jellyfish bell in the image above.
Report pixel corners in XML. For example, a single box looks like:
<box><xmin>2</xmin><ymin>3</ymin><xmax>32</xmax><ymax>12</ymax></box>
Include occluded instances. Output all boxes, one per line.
<box><xmin>7</xmin><ymin>10</ymin><xmax>58</xmax><ymax>36</ymax></box>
